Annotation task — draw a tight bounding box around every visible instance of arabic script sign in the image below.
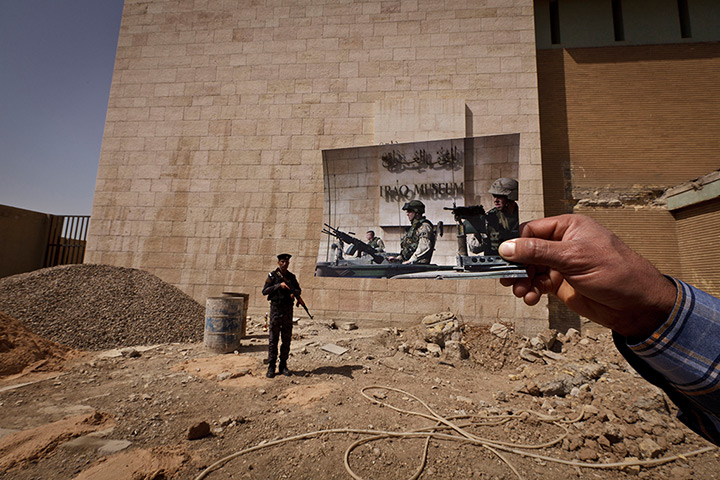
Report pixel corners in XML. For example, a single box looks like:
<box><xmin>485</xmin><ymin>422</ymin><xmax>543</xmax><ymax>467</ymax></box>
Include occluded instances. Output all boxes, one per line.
<box><xmin>378</xmin><ymin>139</ymin><xmax>465</xmax><ymax>226</ymax></box>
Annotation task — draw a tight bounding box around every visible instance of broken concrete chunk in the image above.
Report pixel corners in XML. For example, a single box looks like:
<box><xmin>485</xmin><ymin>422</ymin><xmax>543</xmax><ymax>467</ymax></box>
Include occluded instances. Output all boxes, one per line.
<box><xmin>539</xmin><ymin>379</ymin><xmax>571</xmax><ymax>397</ymax></box>
<box><xmin>424</xmin><ymin>331</ymin><xmax>445</xmax><ymax>348</ymax></box>
<box><xmin>529</xmin><ymin>337</ymin><xmax>544</xmax><ymax>350</ymax></box>
<box><xmin>581</xmin><ymin>363</ymin><xmax>606</xmax><ymax>381</ymax></box>
<box><xmin>638</xmin><ymin>437</ymin><xmax>663</xmax><ymax>459</ymax></box>
<box><xmin>489</xmin><ymin>323</ymin><xmax>509</xmax><ymax>339</ymax></box>
<box><xmin>422</xmin><ymin>311</ymin><xmax>455</xmax><ymax>326</ymax></box>
<box><xmin>519</xmin><ymin>347</ymin><xmax>544</xmax><ymax>363</ymax></box>
<box><xmin>564</xmin><ymin>328</ymin><xmax>580</xmax><ymax>342</ymax></box>
<box><xmin>321</xmin><ymin>344</ymin><xmax>348</xmax><ymax>355</ymax></box>
<box><xmin>340</xmin><ymin>322</ymin><xmax>358</xmax><ymax>331</ymax></box>
<box><xmin>426</xmin><ymin>343</ymin><xmax>442</xmax><ymax>356</ymax></box>
<box><xmin>537</xmin><ymin>329</ymin><xmax>558</xmax><ymax>350</ymax></box>
<box><xmin>542</xmin><ymin>350</ymin><xmax>565</xmax><ymax>361</ymax></box>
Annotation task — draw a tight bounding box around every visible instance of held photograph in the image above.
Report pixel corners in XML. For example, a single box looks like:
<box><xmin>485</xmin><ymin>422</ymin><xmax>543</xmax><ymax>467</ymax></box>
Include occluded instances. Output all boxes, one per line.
<box><xmin>316</xmin><ymin>134</ymin><xmax>527</xmax><ymax>279</ymax></box>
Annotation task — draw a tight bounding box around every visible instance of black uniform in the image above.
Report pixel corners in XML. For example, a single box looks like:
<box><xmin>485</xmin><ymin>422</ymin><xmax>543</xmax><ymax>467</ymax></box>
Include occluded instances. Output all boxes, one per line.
<box><xmin>262</xmin><ymin>268</ymin><xmax>301</xmax><ymax>370</ymax></box>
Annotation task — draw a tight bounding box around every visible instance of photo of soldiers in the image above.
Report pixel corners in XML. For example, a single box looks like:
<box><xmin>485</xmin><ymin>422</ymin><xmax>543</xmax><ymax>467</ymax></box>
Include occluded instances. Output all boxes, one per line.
<box><xmin>317</xmin><ymin>135</ymin><xmax>523</xmax><ymax>279</ymax></box>
<box><xmin>262</xmin><ymin>253</ymin><xmax>304</xmax><ymax>378</ymax></box>
<box><xmin>388</xmin><ymin>200</ymin><xmax>436</xmax><ymax>264</ymax></box>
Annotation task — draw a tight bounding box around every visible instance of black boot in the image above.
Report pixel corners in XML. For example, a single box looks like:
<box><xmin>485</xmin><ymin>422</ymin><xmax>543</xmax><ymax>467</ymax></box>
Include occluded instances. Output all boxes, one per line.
<box><xmin>266</xmin><ymin>364</ymin><xmax>276</xmax><ymax>378</ymax></box>
<box><xmin>278</xmin><ymin>360</ymin><xmax>291</xmax><ymax>376</ymax></box>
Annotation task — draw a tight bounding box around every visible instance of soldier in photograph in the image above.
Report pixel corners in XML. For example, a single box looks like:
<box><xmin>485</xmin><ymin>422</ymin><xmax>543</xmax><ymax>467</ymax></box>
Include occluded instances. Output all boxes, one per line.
<box><xmin>364</xmin><ymin>230</ymin><xmax>385</xmax><ymax>254</ymax></box>
<box><xmin>262</xmin><ymin>253</ymin><xmax>304</xmax><ymax>378</ymax></box>
<box><xmin>469</xmin><ymin>178</ymin><xmax>519</xmax><ymax>256</ymax></box>
<box><xmin>388</xmin><ymin>200</ymin><xmax>436</xmax><ymax>264</ymax></box>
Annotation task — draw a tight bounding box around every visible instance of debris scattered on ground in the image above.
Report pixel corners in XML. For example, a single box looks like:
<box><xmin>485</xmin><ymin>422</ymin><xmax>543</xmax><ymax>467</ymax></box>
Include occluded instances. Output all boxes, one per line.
<box><xmin>1</xmin><ymin>280</ymin><xmax>718</xmax><ymax>479</ymax></box>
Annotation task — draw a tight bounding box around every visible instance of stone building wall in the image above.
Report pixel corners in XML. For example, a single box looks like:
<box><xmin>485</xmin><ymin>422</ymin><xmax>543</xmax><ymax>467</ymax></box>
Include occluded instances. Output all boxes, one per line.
<box><xmin>87</xmin><ymin>0</ymin><xmax>546</xmax><ymax>333</ymax></box>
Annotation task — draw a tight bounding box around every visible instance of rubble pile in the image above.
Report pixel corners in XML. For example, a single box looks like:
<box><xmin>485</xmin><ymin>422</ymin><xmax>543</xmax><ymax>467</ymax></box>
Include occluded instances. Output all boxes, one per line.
<box><xmin>0</xmin><ymin>264</ymin><xmax>204</xmax><ymax>351</ymax></box>
<box><xmin>397</xmin><ymin>311</ymin><xmax>469</xmax><ymax>363</ymax></box>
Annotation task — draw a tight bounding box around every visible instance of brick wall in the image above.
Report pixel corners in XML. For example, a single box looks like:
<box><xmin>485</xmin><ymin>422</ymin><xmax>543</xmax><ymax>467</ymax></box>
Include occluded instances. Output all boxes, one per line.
<box><xmin>538</xmin><ymin>43</ymin><xmax>720</xmax><ymax>212</ymax></box>
<box><xmin>87</xmin><ymin>0</ymin><xmax>546</xmax><ymax>333</ymax></box>
<box><xmin>673</xmin><ymin>199</ymin><xmax>720</xmax><ymax>297</ymax></box>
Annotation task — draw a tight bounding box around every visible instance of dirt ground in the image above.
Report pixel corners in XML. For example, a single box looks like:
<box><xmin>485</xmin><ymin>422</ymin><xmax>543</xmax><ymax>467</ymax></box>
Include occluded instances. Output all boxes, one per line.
<box><xmin>1</xmin><ymin>314</ymin><xmax>719</xmax><ymax>480</ymax></box>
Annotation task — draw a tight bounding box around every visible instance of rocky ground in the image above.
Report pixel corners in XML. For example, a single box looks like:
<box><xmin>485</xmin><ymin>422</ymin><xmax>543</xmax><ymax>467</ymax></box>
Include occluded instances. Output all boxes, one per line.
<box><xmin>1</xmin><ymin>265</ymin><xmax>719</xmax><ymax>479</ymax></box>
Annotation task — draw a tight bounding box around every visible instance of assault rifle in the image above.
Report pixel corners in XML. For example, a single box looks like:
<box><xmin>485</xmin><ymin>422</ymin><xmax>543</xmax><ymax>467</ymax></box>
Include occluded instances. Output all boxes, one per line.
<box><xmin>321</xmin><ymin>224</ymin><xmax>385</xmax><ymax>264</ymax></box>
<box><xmin>272</xmin><ymin>270</ymin><xmax>313</xmax><ymax>319</ymax></box>
<box><xmin>296</xmin><ymin>295</ymin><xmax>313</xmax><ymax>320</ymax></box>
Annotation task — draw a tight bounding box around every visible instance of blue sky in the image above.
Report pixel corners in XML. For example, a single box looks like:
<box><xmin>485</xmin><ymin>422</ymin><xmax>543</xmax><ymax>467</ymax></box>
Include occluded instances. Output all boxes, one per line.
<box><xmin>0</xmin><ymin>0</ymin><xmax>124</xmax><ymax>216</ymax></box>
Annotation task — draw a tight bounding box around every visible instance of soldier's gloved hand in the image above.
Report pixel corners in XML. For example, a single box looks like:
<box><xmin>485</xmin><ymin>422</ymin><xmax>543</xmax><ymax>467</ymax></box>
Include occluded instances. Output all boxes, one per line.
<box><xmin>497</xmin><ymin>214</ymin><xmax>677</xmax><ymax>339</ymax></box>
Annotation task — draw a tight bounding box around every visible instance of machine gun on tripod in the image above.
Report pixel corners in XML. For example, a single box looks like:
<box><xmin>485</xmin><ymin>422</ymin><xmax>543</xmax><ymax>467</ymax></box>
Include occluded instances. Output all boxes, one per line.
<box><xmin>321</xmin><ymin>224</ymin><xmax>385</xmax><ymax>264</ymax></box>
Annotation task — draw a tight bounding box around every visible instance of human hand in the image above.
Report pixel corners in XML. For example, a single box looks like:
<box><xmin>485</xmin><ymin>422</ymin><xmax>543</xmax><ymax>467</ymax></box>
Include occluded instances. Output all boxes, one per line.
<box><xmin>497</xmin><ymin>214</ymin><xmax>677</xmax><ymax>339</ymax></box>
<box><xmin>280</xmin><ymin>282</ymin><xmax>290</xmax><ymax>290</ymax></box>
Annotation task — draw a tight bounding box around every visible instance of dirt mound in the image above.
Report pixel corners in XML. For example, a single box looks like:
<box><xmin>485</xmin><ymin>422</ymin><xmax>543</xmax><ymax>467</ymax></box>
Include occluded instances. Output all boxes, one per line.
<box><xmin>0</xmin><ymin>311</ymin><xmax>72</xmax><ymax>376</ymax></box>
<box><xmin>463</xmin><ymin>322</ymin><xmax>522</xmax><ymax>372</ymax></box>
<box><xmin>0</xmin><ymin>411</ymin><xmax>115</xmax><ymax>472</ymax></box>
<box><xmin>73</xmin><ymin>446</ymin><xmax>189</xmax><ymax>480</ymax></box>
<box><xmin>0</xmin><ymin>264</ymin><xmax>204</xmax><ymax>350</ymax></box>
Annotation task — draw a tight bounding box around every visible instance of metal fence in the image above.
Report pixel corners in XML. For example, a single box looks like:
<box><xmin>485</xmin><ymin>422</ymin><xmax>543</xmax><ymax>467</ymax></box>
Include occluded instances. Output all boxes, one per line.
<box><xmin>44</xmin><ymin>215</ymin><xmax>91</xmax><ymax>267</ymax></box>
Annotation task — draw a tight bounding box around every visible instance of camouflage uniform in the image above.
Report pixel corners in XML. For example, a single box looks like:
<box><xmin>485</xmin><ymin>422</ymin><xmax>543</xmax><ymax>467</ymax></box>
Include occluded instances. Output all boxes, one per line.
<box><xmin>483</xmin><ymin>177</ymin><xmax>519</xmax><ymax>255</ymax></box>
<box><xmin>367</xmin><ymin>236</ymin><xmax>385</xmax><ymax>253</ymax></box>
<box><xmin>484</xmin><ymin>206</ymin><xmax>519</xmax><ymax>255</ymax></box>
<box><xmin>400</xmin><ymin>216</ymin><xmax>436</xmax><ymax>264</ymax></box>
<box><xmin>262</xmin><ymin>268</ymin><xmax>301</xmax><ymax>372</ymax></box>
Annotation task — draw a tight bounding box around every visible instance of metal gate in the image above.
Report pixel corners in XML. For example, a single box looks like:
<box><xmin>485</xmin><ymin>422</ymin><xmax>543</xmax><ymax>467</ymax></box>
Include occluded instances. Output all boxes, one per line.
<box><xmin>44</xmin><ymin>215</ymin><xmax>90</xmax><ymax>267</ymax></box>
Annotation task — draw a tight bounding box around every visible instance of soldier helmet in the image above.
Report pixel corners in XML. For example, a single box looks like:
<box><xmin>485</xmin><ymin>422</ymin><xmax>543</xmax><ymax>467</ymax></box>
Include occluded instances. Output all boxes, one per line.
<box><xmin>488</xmin><ymin>178</ymin><xmax>518</xmax><ymax>201</ymax></box>
<box><xmin>402</xmin><ymin>200</ymin><xmax>426</xmax><ymax>215</ymax></box>
<box><xmin>277</xmin><ymin>253</ymin><xmax>292</xmax><ymax>261</ymax></box>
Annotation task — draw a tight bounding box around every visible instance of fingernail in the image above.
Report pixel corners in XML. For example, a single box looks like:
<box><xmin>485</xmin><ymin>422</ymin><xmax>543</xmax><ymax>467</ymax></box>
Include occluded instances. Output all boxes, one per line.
<box><xmin>499</xmin><ymin>240</ymin><xmax>516</xmax><ymax>258</ymax></box>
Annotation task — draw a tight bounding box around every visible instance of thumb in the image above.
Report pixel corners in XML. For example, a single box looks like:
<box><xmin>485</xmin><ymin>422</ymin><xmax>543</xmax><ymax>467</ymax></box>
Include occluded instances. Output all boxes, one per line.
<box><xmin>498</xmin><ymin>237</ymin><xmax>567</xmax><ymax>270</ymax></box>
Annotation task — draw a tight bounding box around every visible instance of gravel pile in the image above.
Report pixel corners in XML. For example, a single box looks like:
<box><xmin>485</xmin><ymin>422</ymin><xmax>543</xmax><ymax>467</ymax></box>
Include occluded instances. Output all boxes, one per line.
<box><xmin>0</xmin><ymin>264</ymin><xmax>205</xmax><ymax>350</ymax></box>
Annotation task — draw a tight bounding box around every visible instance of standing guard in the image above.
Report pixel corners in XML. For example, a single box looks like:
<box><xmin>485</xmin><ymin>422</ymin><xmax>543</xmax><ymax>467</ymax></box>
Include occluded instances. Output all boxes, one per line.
<box><xmin>262</xmin><ymin>253</ymin><xmax>302</xmax><ymax>378</ymax></box>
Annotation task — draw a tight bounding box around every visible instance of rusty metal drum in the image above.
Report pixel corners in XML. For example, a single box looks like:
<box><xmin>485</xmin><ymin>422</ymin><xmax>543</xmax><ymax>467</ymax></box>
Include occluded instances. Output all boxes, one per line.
<box><xmin>204</xmin><ymin>296</ymin><xmax>246</xmax><ymax>353</ymax></box>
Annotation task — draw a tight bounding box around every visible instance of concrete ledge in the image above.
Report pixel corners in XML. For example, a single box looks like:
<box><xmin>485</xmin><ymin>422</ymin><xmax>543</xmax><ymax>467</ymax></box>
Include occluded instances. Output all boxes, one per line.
<box><xmin>666</xmin><ymin>170</ymin><xmax>720</xmax><ymax>211</ymax></box>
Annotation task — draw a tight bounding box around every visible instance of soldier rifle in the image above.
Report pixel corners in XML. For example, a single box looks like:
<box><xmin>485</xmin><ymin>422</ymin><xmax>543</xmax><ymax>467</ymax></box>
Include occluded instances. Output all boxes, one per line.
<box><xmin>321</xmin><ymin>224</ymin><xmax>385</xmax><ymax>264</ymax></box>
<box><xmin>273</xmin><ymin>270</ymin><xmax>313</xmax><ymax>319</ymax></box>
<box><xmin>444</xmin><ymin>204</ymin><xmax>502</xmax><ymax>232</ymax></box>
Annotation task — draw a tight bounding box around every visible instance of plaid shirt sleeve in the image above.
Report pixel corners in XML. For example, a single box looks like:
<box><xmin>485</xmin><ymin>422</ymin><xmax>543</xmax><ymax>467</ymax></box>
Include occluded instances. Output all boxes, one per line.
<box><xmin>613</xmin><ymin>277</ymin><xmax>720</xmax><ymax>445</ymax></box>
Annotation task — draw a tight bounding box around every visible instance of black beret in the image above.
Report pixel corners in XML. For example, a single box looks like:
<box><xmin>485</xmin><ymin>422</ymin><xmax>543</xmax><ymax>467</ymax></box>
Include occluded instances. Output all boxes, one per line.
<box><xmin>277</xmin><ymin>253</ymin><xmax>292</xmax><ymax>261</ymax></box>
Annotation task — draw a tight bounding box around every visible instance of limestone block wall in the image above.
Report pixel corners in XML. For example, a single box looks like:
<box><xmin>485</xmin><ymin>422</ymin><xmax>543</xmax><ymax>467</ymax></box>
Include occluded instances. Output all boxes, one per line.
<box><xmin>87</xmin><ymin>0</ymin><xmax>546</xmax><ymax>333</ymax></box>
